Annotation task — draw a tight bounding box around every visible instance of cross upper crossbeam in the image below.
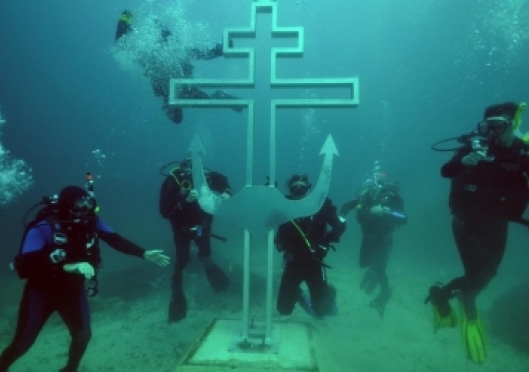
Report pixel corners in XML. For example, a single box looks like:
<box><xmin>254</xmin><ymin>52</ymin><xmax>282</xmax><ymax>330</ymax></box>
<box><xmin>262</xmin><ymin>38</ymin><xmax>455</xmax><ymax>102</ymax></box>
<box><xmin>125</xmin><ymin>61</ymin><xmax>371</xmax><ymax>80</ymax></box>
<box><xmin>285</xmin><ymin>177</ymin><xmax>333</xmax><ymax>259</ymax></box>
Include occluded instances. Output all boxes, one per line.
<box><xmin>169</xmin><ymin>0</ymin><xmax>359</xmax><ymax>186</ymax></box>
<box><xmin>169</xmin><ymin>0</ymin><xmax>359</xmax><ymax>111</ymax></box>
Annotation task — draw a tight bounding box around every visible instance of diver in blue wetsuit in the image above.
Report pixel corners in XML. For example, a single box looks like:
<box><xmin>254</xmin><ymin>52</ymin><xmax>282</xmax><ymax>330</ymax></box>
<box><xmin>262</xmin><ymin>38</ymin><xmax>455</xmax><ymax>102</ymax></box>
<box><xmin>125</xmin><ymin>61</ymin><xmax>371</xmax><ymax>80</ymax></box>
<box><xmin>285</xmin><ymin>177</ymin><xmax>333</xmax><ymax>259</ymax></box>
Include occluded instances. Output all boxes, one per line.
<box><xmin>0</xmin><ymin>186</ymin><xmax>169</xmax><ymax>372</ymax></box>
<box><xmin>275</xmin><ymin>174</ymin><xmax>346</xmax><ymax>318</ymax></box>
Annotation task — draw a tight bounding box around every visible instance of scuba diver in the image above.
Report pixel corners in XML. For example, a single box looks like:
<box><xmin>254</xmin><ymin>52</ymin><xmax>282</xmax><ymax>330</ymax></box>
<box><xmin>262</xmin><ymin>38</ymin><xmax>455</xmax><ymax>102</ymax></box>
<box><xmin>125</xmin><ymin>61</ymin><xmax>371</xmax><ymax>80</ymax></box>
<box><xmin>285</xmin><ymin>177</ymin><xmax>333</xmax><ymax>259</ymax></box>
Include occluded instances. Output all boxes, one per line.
<box><xmin>0</xmin><ymin>176</ymin><xmax>170</xmax><ymax>372</ymax></box>
<box><xmin>275</xmin><ymin>174</ymin><xmax>346</xmax><ymax>319</ymax></box>
<box><xmin>159</xmin><ymin>154</ymin><xmax>232</xmax><ymax>323</ymax></box>
<box><xmin>339</xmin><ymin>162</ymin><xmax>407</xmax><ymax>319</ymax></box>
<box><xmin>114</xmin><ymin>10</ymin><xmax>242</xmax><ymax>125</ymax></box>
<box><xmin>426</xmin><ymin>101</ymin><xmax>529</xmax><ymax>363</ymax></box>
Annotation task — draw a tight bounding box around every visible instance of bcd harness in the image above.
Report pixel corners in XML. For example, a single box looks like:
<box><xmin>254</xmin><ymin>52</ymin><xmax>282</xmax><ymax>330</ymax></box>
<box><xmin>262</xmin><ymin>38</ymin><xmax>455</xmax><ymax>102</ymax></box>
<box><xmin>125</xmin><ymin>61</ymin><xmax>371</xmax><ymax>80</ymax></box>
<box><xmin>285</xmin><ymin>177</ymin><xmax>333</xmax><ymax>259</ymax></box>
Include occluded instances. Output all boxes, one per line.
<box><xmin>14</xmin><ymin>213</ymin><xmax>102</xmax><ymax>296</ymax></box>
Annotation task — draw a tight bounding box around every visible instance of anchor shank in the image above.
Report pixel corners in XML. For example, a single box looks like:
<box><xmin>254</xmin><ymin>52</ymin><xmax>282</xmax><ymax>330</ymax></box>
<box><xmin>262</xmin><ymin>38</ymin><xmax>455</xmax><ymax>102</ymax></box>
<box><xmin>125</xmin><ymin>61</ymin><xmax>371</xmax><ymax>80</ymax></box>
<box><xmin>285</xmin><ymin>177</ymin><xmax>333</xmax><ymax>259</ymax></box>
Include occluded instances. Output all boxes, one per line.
<box><xmin>265</xmin><ymin>229</ymin><xmax>274</xmax><ymax>342</ymax></box>
<box><xmin>242</xmin><ymin>229</ymin><xmax>251</xmax><ymax>341</ymax></box>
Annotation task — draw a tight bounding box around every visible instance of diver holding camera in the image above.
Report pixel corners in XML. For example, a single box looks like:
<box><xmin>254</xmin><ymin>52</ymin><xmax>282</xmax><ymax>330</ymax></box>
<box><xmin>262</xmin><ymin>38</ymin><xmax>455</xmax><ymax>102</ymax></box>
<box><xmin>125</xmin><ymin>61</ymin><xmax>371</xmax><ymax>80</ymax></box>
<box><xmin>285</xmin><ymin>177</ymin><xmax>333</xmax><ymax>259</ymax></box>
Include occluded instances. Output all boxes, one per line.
<box><xmin>427</xmin><ymin>101</ymin><xmax>529</xmax><ymax>363</ymax></box>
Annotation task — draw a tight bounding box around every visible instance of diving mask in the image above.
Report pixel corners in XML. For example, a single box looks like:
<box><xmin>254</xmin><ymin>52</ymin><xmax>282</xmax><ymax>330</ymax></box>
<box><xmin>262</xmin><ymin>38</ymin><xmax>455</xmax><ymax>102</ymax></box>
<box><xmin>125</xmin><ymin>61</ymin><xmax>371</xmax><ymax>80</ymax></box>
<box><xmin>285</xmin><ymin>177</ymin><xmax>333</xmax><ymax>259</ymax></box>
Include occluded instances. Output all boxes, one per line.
<box><xmin>477</xmin><ymin>116</ymin><xmax>511</xmax><ymax>138</ymax></box>
<box><xmin>69</xmin><ymin>196</ymin><xmax>96</xmax><ymax>218</ymax></box>
<box><xmin>289</xmin><ymin>175</ymin><xmax>310</xmax><ymax>197</ymax></box>
<box><xmin>290</xmin><ymin>182</ymin><xmax>308</xmax><ymax>197</ymax></box>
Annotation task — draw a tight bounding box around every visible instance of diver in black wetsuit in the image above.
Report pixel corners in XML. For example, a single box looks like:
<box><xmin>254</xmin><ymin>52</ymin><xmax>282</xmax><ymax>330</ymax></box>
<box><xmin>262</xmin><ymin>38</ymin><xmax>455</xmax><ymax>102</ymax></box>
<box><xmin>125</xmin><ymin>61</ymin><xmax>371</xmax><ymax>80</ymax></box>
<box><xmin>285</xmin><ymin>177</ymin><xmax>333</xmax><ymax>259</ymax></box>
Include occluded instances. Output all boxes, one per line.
<box><xmin>159</xmin><ymin>154</ymin><xmax>232</xmax><ymax>323</ymax></box>
<box><xmin>340</xmin><ymin>176</ymin><xmax>406</xmax><ymax>318</ymax></box>
<box><xmin>425</xmin><ymin>101</ymin><xmax>529</xmax><ymax>363</ymax></box>
<box><xmin>115</xmin><ymin>10</ymin><xmax>241</xmax><ymax>125</ymax></box>
<box><xmin>275</xmin><ymin>174</ymin><xmax>346</xmax><ymax>318</ymax></box>
<box><xmin>0</xmin><ymin>186</ymin><xmax>169</xmax><ymax>372</ymax></box>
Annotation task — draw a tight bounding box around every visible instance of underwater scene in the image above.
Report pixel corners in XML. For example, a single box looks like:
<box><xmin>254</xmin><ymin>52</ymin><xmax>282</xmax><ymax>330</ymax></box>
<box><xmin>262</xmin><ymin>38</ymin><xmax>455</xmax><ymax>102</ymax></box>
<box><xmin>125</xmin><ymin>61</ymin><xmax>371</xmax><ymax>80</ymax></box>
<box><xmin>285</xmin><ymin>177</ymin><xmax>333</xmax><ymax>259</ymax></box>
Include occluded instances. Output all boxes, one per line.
<box><xmin>1</xmin><ymin>0</ymin><xmax>529</xmax><ymax>371</ymax></box>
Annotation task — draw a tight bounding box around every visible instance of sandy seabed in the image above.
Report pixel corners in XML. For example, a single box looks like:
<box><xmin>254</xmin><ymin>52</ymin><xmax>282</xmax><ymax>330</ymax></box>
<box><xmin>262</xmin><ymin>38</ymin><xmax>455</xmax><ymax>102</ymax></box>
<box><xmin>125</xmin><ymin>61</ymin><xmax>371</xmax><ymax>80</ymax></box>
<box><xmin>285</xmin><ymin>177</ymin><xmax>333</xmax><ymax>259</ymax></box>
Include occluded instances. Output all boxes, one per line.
<box><xmin>1</xmin><ymin>239</ymin><xmax>529</xmax><ymax>372</ymax></box>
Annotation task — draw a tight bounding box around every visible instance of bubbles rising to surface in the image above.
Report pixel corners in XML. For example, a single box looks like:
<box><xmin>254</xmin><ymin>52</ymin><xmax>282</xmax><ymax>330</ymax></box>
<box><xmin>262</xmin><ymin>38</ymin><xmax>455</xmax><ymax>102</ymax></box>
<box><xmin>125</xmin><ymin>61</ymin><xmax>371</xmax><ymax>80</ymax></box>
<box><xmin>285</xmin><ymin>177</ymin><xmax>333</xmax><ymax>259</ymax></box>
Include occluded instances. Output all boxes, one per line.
<box><xmin>0</xmin><ymin>118</ymin><xmax>33</xmax><ymax>206</ymax></box>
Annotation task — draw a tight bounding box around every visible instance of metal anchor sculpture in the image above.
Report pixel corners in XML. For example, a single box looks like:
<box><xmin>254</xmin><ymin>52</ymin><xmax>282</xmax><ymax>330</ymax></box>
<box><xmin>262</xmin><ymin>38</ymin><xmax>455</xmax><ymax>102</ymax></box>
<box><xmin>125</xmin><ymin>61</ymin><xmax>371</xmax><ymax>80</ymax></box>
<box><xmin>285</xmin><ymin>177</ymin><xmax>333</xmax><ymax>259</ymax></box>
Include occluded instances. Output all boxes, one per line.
<box><xmin>169</xmin><ymin>0</ymin><xmax>359</xmax><ymax>349</ymax></box>
<box><xmin>191</xmin><ymin>134</ymin><xmax>339</xmax><ymax>235</ymax></box>
<box><xmin>170</xmin><ymin>0</ymin><xmax>359</xmax><ymax>233</ymax></box>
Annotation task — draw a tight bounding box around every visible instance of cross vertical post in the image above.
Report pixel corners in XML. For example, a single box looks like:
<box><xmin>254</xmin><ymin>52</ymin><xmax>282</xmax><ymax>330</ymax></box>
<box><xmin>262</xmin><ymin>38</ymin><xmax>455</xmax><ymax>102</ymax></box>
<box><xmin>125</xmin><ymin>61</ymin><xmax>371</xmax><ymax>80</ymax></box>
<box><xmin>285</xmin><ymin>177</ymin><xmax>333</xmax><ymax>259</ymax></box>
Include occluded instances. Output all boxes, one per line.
<box><xmin>170</xmin><ymin>0</ymin><xmax>359</xmax><ymax>354</ymax></box>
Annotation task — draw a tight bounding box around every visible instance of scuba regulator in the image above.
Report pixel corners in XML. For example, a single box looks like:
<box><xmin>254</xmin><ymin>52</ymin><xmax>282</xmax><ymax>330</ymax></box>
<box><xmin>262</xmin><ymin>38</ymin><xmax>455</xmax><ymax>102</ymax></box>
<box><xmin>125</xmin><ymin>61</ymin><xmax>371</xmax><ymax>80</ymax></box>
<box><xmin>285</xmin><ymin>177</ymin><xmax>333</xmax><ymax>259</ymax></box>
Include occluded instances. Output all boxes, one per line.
<box><xmin>431</xmin><ymin>101</ymin><xmax>527</xmax><ymax>153</ymax></box>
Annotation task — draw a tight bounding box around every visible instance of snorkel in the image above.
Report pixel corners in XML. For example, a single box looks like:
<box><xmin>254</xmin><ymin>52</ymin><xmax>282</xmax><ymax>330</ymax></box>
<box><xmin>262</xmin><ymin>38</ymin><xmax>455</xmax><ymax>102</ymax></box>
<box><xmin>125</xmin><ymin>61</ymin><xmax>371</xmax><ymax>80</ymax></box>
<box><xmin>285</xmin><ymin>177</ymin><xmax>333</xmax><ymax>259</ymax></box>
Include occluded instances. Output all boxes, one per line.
<box><xmin>513</xmin><ymin>102</ymin><xmax>528</xmax><ymax>143</ymax></box>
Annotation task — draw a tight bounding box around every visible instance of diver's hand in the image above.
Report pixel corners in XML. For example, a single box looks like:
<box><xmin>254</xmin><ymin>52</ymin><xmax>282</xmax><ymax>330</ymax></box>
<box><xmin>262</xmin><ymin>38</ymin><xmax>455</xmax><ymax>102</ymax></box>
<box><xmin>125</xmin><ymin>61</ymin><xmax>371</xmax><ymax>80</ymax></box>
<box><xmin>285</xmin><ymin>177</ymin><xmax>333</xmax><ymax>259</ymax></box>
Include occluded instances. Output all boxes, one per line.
<box><xmin>143</xmin><ymin>250</ymin><xmax>170</xmax><ymax>267</ymax></box>
<box><xmin>220</xmin><ymin>192</ymin><xmax>231</xmax><ymax>200</ymax></box>
<box><xmin>370</xmin><ymin>205</ymin><xmax>389</xmax><ymax>216</ymax></box>
<box><xmin>186</xmin><ymin>189</ymin><xmax>198</xmax><ymax>203</ymax></box>
<box><xmin>462</xmin><ymin>151</ymin><xmax>486</xmax><ymax>166</ymax></box>
<box><xmin>63</xmin><ymin>262</ymin><xmax>95</xmax><ymax>279</ymax></box>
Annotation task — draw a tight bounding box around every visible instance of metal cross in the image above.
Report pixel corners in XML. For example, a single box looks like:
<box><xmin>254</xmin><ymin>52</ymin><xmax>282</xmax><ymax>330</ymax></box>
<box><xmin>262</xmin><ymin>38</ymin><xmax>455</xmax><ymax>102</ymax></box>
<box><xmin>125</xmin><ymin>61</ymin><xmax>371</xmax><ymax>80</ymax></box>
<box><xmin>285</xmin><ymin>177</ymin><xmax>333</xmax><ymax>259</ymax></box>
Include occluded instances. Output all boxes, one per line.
<box><xmin>169</xmin><ymin>0</ymin><xmax>359</xmax><ymax>349</ymax></box>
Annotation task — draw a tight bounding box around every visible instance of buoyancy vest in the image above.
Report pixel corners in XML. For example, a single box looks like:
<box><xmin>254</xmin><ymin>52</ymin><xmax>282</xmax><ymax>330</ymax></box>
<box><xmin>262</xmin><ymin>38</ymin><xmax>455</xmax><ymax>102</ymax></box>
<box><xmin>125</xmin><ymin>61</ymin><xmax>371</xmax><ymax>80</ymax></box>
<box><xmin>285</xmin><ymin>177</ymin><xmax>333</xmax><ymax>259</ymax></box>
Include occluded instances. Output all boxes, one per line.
<box><xmin>449</xmin><ymin>141</ymin><xmax>529</xmax><ymax>219</ymax></box>
<box><xmin>14</xmin><ymin>210</ymin><xmax>101</xmax><ymax>280</ymax></box>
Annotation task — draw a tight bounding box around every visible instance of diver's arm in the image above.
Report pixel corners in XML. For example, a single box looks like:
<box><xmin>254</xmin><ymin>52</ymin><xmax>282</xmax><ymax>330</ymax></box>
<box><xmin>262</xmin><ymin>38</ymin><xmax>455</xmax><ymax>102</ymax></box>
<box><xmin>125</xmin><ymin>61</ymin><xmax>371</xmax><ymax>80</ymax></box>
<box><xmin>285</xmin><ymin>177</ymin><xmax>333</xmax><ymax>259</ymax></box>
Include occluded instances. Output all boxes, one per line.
<box><xmin>389</xmin><ymin>195</ymin><xmax>404</xmax><ymax>213</ymax></box>
<box><xmin>339</xmin><ymin>199</ymin><xmax>359</xmax><ymax>217</ymax></box>
<box><xmin>97</xmin><ymin>221</ymin><xmax>146</xmax><ymax>258</ymax></box>
<box><xmin>441</xmin><ymin>147</ymin><xmax>471</xmax><ymax>178</ymax></box>
<box><xmin>323</xmin><ymin>199</ymin><xmax>346</xmax><ymax>244</ymax></box>
<box><xmin>98</xmin><ymin>226</ymin><xmax>169</xmax><ymax>266</ymax></box>
<box><xmin>209</xmin><ymin>171</ymin><xmax>233</xmax><ymax>196</ymax></box>
<box><xmin>386</xmin><ymin>195</ymin><xmax>407</xmax><ymax>224</ymax></box>
<box><xmin>274</xmin><ymin>223</ymin><xmax>290</xmax><ymax>252</ymax></box>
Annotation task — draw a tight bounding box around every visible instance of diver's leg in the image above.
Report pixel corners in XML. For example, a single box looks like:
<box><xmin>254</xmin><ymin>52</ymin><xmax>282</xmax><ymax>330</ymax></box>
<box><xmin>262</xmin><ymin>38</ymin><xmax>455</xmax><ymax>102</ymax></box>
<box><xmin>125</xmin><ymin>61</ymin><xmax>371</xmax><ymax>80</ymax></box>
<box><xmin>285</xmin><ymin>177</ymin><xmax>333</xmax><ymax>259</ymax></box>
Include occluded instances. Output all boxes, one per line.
<box><xmin>451</xmin><ymin>215</ymin><xmax>505</xmax><ymax>363</ymax></box>
<box><xmin>163</xmin><ymin>105</ymin><xmax>183</xmax><ymax>124</ymax></box>
<box><xmin>180</xmin><ymin>86</ymin><xmax>242</xmax><ymax>112</ymax></box>
<box><xmin>306</xmin><ymin>264</ymin><xmax>336</xmax><ymax>318</ymax></box>
<box><xmin>368</xmin><ymin>238</ymin><xmax>392</xmax><ymax>317</ymax></box>
<box><xmin>359</xmin><ymin>232</ymin><xmax>379</xmax><ymax>294</ymax></box>
<box><xmin>171</xmin><ymin>222</ymin><xmax>192</xmax><ymax>293</ymax></box>
<box><xmin>0</xmin><ymin>284</ymin><xmax>54</xmax><ymax>370</ymax></box>
<box><xmin>358</xmin><ymin>234</ymin><xmax>375</xmax><ymax>268</ymax></box>
<box><xmin>180</xmin><ymin>86</ymin><xmax>210</xmax><ymax>100</ymax></box>
<box><xmin>196</xmin><ymin>222</ymin><xmax>230</xmax><ymax>293</ymax></box>
<box><xmin>426</xmin><ymin>215</ymin><xmax>472</xmax><ymax>318</ymax></box>
<box><xmin>210</xmin><ymin>90</ymin><xmax>243</xmax><ymax>112</ymax></box>
<box><xmin>168</xmin><ymin>221</ymin><xmax>192</xmax><ymax>322</ymax></box>
<box><xmin>162</xmin><ymin>86</ymin><xmax>211</xmax><ymax>124</ymax></box>
<box><xmin>453</xmin><ymin>215</ymin><xmax>508</xmax><ymax>320</ymax></box>
<box><xmin>277</xmin><ymin>258</ymin><xmax>304</xmax><ymax>315</ymax></box>
<box><xmin>159</xmin><ymin>87</ymin><xmax>184</xmax><ymax>124</ymax></box>
<box><xmin>56</xmin><ymin>285</ymin><xmax>91</xmax><ymax>372</ymax></box>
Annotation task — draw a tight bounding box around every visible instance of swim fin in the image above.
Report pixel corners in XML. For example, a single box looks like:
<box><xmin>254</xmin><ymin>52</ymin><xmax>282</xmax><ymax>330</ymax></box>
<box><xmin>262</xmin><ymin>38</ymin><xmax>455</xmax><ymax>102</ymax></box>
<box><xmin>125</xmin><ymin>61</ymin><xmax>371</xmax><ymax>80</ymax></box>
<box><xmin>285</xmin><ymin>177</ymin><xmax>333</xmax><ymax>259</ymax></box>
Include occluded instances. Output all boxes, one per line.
<box><xmin>331</xmin><ymin>300</ymin><xmax>338</xmax><ymax>316</ymax></box>
<box><xmin>460</xmin><ymin>300</ymin><xmax>487</xmax><ymax>363</ymax></box>
<box><xmin>360</xmin><ymin>268</ymin><xmax>379</xmax><ymax>295</ymax></box>
<box><xmin>297</xmin><ymin>289</ymin><xmax>337</xmax><ymax>319</ymax></box>
<box><xmin>205</xmin><ymin>263</ymin><xmax>230</xmax><ymax>293</ymax></box>
<box><xmin>369</xmin><ymin>289</ymin><xmax>391</xmax><ymax>319</ymax></box>
<box><xmin>297</xmin><ymin>289</ymin><xmax>321</xmax><ymax>319</ymax></box>
<box><xmin>168</xmin><ymin>291</ymin><xmax>187</xmax><ymax>323</ymax></box>
<box><xmin>425</xmin><ymin>284</ymin><xmax>457</xmax><ymax>333</ymax></box>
